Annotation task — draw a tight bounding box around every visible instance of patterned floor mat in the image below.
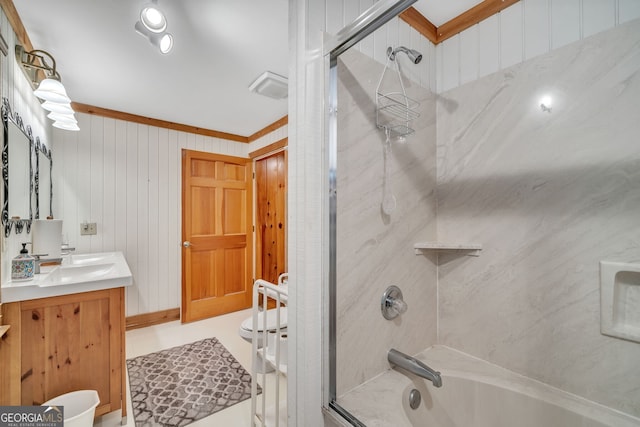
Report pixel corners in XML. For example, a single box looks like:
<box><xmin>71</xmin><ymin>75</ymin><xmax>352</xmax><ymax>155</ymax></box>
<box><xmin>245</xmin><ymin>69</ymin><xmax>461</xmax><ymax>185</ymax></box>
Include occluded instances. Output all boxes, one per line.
<box><xmin>126</xmin><ymin>337</ymin><xmax>257</xmax><ymax>426</ymax></box>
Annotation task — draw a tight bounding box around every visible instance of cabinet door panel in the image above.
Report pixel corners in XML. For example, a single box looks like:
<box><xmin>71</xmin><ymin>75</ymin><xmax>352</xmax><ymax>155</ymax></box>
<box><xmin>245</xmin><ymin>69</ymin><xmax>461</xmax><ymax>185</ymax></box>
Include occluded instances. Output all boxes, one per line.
<box><xmin>18</xmin><ymin>289</ymin><xmax>122</xmax><ymax>416</ymax></box>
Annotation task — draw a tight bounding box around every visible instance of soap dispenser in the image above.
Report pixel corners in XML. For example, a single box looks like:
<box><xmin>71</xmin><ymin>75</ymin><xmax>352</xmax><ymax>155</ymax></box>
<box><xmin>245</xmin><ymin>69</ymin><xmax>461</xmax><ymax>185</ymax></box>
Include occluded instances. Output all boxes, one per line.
<box><xmin>11</xmin><ymin>243</ymin><xmax>35</xmax><ymax>281</ymax></box>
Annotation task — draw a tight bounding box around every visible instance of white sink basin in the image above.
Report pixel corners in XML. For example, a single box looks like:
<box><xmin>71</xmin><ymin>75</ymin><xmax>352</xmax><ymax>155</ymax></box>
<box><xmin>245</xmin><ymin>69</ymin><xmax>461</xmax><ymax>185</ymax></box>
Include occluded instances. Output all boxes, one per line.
<box><xmin>38</xmin><ymin>263</ymin><xmax>117</xmax><ymax>287</ymax></box>
<box><xmin>2</xmin><ymin>251</ymin><xmax>133</xmax><ymax>302</ymax></box>
<box><xmin>65</xmin><ymin>252</ymin><xmax>121</xmax><ymax>266</ymax></box>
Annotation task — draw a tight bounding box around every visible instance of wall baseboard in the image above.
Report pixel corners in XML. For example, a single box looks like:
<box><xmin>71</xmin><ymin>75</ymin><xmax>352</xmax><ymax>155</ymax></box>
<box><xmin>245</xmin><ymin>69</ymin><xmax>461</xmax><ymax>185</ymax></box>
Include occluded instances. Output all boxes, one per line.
<box><xmin>125</xmin><ymin>308</ymin><xmax>180</xmax><ymax>331</ymax></box>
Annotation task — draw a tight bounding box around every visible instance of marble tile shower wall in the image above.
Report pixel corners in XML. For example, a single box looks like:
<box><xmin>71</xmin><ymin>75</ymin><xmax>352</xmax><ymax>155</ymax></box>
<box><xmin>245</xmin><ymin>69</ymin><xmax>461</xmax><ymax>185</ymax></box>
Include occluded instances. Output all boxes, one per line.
<box><xmin>436</xmin><ymin>19</ymin><xmax>640</xmax><ymax>417</ymax></box>
<box><xmin>336</xmin><ymin>49</ymin><xmax>437</xmax><ymax>396</ymax></box>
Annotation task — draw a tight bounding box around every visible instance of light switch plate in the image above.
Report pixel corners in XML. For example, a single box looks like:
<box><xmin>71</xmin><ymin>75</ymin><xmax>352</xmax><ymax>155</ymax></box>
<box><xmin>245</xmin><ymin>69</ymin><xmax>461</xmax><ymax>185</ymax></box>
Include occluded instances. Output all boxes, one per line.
<box><xmin>81</xmin><ymin>222</ymin><xmax>97</xmax><ymax>235</ymax></box>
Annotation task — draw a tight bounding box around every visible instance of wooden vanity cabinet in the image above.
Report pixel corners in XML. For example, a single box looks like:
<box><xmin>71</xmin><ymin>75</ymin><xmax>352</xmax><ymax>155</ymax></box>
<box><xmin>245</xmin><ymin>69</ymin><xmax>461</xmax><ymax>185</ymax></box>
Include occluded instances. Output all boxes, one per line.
<box><xmin>0</xmin><ymin>287</ymin><xmax>126</xmax><ymax>419</ymax></box>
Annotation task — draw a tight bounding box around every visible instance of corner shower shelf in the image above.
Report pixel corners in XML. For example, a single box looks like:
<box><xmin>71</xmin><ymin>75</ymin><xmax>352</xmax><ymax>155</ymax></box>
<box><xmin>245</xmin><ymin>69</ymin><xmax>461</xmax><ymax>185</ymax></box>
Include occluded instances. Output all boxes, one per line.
<box><xmin>0</xmin><ymin>325</ymin><xmax>10</xmax><ymax>339</ymax></box>
<box><xmin>414</xmin><ymin>242</ymin><xmax>482</xmax><ymax>257</ymax></box>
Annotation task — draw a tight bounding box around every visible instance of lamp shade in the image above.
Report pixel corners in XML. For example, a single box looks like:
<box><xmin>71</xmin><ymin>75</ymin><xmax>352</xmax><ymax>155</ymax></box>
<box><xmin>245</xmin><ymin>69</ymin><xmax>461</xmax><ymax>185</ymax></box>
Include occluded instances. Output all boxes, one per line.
<box><xmin>34</xmin><ymin>78</ymin><xmax>71</xmax><ymax>104</ymax></box>
<box><xmin>41</xmin><ymin>101</ymin><xmax>74</xmax><ymax>114</ymax></box>
<box><xmin>52</xmin><ymin>121</ymin><xmax>80</xmax><ymax>131</ymax></box>
<box><xmin>47</xmin><ymin>111</ymin><xmax>77</xmax><ymax>124</ymax></box>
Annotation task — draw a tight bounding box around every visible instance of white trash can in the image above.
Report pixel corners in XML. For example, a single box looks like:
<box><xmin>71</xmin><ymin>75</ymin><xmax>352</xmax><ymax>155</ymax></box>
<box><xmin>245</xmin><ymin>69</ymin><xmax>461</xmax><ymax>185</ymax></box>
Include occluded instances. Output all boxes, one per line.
<box><xmin>43</xmin><ymin>390</ymin><xmax>100</xmax><ymax>427</ymax></box>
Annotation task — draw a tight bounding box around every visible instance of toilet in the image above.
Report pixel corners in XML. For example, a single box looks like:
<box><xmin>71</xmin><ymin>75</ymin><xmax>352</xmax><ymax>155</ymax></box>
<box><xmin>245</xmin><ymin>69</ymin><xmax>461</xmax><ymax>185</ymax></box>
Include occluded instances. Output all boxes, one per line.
<box><xmin>240</xmin><ymin>306</ymin><xmax>288</xmax><ymax>373</ymax></box>
<box><xmin>238</xmin><ymin>306</ymin><xmax>288</xmax><ymax>347</ymax></box>
<box><xmin>242</xmin><ymin>275</ymin><xmax>289</xmax><ymax>373</ymax></box>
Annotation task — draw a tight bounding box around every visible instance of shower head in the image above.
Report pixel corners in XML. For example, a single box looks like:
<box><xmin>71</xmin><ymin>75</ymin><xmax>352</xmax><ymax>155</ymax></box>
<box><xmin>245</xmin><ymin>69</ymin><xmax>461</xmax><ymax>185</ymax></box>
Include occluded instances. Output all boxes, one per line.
<box><xmin>387</xmin><ymin>46</ymin><xmax>423</xmax><ymax>64</ymax></box>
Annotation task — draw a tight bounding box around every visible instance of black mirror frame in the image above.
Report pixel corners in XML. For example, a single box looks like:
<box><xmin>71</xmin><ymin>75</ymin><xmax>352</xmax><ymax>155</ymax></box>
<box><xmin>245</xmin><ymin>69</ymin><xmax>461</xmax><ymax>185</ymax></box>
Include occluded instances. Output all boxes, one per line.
<box><xmin>2</xmin><ymin>97</ymin><xmax>34</xmax><ymax>237</ymax></box>
<box><xmin>34</xmin><ymin>137</ymin><xmax>52</xmax><ymax>220</ymax></box>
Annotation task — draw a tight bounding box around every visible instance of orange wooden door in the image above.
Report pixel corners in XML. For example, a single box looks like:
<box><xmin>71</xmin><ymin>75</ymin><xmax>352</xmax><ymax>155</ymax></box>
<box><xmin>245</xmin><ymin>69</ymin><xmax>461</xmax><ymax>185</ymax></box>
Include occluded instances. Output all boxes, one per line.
<box><xmin>255</xmin><ymin>150</ymin><xmax>287</xmax><ymax>284</ymax></box>
<box><xmin>181</xmin><ymin>150</ymin><xmax>253</xmax><ymax>323</ymax></box>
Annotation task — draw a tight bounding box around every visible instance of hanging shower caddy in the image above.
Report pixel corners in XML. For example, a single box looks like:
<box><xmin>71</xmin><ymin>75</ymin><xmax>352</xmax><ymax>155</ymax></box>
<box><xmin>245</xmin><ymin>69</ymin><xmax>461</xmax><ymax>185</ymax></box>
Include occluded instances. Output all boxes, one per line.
<box><xmin>376</xmin><ymin>46</ymin><xmax>420</xmax><ymax>139</ymax></box>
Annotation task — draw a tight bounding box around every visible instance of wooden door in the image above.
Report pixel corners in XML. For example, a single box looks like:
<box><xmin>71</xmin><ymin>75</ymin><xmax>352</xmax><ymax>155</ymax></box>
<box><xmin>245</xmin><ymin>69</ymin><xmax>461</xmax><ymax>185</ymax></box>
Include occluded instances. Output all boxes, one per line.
<box><xmin>181</xmin><ymin>150</ymin><xmax>253</xmax><ymax>323</ymax></box>
<box><xmin>255</xmin><ymin>150</ymin><xmax>287</xmax><ymax>284</ymax></box>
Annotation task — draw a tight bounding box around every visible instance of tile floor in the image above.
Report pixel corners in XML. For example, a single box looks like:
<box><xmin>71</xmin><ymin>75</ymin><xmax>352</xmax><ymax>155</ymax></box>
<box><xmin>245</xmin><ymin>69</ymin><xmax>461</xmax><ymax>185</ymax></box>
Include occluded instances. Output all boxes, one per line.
<box><xmin>96</xmin><ymin>308</ymin><xmax>286</xmax><ymax>426</ymax></box>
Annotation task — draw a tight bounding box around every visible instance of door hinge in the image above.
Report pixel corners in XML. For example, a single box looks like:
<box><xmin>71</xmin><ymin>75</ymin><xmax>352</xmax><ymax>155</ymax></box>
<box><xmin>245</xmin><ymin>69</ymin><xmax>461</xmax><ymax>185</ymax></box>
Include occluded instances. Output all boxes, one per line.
<box><xmin>253</xmin><ymin>225</ymin><xmax>255</xmax><ymax>232</ymax></box>
<box><xmin>253</xmin><ymin>172</ymin><xmax>255</xmax><ymax>179</ymax></box>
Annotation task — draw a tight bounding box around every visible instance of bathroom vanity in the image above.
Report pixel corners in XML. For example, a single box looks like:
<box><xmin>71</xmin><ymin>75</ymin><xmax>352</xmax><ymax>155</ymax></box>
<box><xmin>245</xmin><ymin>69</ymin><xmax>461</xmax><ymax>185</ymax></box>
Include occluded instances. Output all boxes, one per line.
<box><xmin>0</xmin><ymin>251</ymin><xmax>132</xmax><ymax>420</ymax></box>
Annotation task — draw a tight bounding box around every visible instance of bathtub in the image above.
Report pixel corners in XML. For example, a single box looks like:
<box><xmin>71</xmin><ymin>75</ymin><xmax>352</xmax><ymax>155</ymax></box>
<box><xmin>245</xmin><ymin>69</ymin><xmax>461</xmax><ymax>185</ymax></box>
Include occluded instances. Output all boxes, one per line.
<box><xmin>337</xmin><ymin>346</ymin><xmax>640</xmax><ymax>427</ymax></box>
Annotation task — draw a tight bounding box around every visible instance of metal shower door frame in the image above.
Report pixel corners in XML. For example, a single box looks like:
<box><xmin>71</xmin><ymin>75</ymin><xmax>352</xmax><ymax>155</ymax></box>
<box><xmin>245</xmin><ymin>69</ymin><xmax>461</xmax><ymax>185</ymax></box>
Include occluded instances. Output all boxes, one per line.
<box><xmin>323</xmin><ymin>0</ymin><xmax>417</xmax><ymax>424</ymax></box>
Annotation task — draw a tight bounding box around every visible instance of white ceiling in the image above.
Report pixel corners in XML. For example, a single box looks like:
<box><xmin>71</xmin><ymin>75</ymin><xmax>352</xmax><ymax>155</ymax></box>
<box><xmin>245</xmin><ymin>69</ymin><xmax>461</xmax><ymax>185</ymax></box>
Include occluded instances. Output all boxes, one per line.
<box><xmin>12</xmin><ymin>0</ymin><xmax>482</xmax><ymax>137</ymax></box>
<box><xmin>413</xmin><ymin>0</ymin><xmax>483</xmax><ymax>27</ymax></box>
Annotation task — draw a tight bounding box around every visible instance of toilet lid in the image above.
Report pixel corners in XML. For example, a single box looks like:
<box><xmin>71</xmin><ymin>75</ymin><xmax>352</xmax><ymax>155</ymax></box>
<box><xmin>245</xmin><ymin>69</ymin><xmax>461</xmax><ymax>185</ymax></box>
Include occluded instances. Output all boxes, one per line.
<box><xmin>241</xmin><ymin>307</ymin><xmax>288</xmax><ymax>332</ymax></box>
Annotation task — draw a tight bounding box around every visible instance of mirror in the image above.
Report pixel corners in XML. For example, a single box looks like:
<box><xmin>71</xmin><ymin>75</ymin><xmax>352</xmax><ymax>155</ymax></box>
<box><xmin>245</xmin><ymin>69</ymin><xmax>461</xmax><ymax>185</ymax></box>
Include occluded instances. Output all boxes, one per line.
<box><xmin>35</xmin><ymin>138</ymin><xmax>52</xmax><ymax>219</ymax></box>
<box><xmin>2</xmin><ymin>97</ymin><xmax>34</xmax><ymax>236</ymax></box>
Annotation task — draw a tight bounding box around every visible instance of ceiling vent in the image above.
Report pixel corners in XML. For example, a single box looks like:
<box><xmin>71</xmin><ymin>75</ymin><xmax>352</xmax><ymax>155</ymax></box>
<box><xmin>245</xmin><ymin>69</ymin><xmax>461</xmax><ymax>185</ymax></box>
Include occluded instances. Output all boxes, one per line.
<box><xmin>248</xmin><ymin>71</ymin><xmax>288</xmax><ymax>99</ymax></box>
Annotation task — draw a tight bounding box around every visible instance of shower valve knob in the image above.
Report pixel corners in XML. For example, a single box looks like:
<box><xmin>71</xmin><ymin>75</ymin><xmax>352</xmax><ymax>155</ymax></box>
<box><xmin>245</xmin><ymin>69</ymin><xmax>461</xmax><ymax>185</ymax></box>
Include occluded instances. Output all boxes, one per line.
<box><xmin>391</xmin><ymin>297</ymin><xmax>408</xmax><ymax>314</ymax></box>
<box><xmin>381</xmin><ymin>285</ymin><xmax>408</xmax><ymax>320</ymax></box>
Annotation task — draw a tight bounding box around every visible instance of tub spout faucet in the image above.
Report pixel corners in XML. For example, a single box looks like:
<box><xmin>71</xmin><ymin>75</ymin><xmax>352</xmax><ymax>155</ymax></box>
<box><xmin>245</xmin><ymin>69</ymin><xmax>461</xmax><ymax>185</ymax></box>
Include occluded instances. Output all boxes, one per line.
<box><xmin>388</xmin><ymin>348</ymin><xmax>442</xmax><ymax>388</ymax></box>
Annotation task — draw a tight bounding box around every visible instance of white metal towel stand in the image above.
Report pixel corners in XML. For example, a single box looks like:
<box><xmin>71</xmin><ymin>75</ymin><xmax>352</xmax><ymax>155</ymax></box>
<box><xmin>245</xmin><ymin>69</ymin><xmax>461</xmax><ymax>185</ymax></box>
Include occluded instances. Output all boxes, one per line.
<box><xmin>251</xmin><ymin>274</ymin><xmax>288</xmax><ymax>427</ymax></box>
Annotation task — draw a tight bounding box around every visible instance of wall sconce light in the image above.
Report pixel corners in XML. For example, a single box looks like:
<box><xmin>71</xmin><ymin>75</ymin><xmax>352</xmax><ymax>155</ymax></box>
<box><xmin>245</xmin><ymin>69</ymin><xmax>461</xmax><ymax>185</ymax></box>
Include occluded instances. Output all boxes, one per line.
<box><xmin>16</xmin><ymin>45</ymin><xmax>79</xmax><ymax>131</ymax></box>
<box><xmin>135</xmin><ymin>1</ymin><xmax>173</xmax><ymax>54</ymax></box>
<box><xmin>47</xmin><ymin>111</ymin><xmax>79</xmax><ymax>131</ymax></box>
<box><xmin>52</xmin><ymin>121</ymin><xmax>80</xmax><ymax>131</ymax></box>
<box><xmin>41</xmin><ymin>100</ymin><xmax>74</xmax><ymax>114</ymax></box>
<box><xmin>47</xmin><ymin>111</ymin><xmax>77</xmax><ymax>123</ymax></box>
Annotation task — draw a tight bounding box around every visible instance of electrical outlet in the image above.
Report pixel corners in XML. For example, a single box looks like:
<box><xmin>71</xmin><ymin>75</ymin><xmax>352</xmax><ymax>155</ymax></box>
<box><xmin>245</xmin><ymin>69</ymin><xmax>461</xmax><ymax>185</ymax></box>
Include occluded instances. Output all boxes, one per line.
<box><xmin>81</xmin><ymin>222</ymin><xmax>97</xmax><ymax>235</ymax></box>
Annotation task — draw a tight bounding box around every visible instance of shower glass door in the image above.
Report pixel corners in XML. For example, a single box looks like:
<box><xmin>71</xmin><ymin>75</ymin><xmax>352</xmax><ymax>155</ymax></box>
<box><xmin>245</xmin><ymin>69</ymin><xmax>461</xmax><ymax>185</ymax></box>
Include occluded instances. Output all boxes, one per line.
<box><xmin>324</xmin><ymin>0</ymin><xmax>439</xmax><ymax>424</ymax></box>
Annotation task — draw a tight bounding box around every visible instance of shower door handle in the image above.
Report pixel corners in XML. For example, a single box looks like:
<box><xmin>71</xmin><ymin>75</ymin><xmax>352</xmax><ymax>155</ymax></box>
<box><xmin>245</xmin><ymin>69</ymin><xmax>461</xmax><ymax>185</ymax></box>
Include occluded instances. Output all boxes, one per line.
<box><xmin>183</xmin><ymin>241</ymin><xmax>191</xmax><ymax>248</ymax></box>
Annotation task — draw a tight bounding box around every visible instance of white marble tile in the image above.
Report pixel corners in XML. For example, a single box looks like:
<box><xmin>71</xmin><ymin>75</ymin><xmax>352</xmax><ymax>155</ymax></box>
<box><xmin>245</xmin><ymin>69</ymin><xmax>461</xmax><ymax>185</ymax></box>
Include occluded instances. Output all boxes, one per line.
<box><xmin>436</xmin><ymin>19</ymin><xmax>640</xmax><ymax>417</ymax></box>
<box><xmin>335</xmin><ymin>48</ymin><xmax>438</xmax><ymax>396</ymax></box>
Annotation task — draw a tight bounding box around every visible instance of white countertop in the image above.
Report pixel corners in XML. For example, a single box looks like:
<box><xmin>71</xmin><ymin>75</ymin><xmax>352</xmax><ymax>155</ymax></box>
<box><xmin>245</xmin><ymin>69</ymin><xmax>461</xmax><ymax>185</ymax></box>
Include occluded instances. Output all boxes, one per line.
<box><xmin>1</xmin><ymin>251</ymin><xmax>133</xmax><ymax>303</ymax></box>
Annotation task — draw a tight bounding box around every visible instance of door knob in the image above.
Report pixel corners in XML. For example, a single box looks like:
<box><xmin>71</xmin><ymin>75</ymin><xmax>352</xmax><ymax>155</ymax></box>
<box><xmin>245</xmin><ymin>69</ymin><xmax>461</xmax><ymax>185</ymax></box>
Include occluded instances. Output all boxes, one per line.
<box><xmin>183</xmin><ymin>241</ymin><xmax>191</xmax><ymax>248</ymax></box>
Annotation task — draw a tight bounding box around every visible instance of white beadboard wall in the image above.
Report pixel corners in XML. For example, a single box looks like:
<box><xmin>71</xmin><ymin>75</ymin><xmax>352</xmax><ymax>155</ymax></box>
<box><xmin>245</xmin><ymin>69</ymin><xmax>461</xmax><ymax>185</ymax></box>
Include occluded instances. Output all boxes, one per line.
<box><xmin>0</xmin><ymin>13</ymin><xmax>49</xmax><ymax>143</ymax></box>
<box><xmin>437</xmin><ymin>0</ymin><xmax>640</xmax><ymax>92</ymax></box>
<box><xmin>52</xmin><ymin>115</ymin><xmax>286</xmax><ymax>317</ymax></box>
<box><xmin>0</xmin><ymin>8</ymin><xmax>51</xmax><ymax>288</ymax></box>
<box><xmin>249</xmin><ymin>124</ymin><xmax>289</xmax><ymax>152</ymax></box>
